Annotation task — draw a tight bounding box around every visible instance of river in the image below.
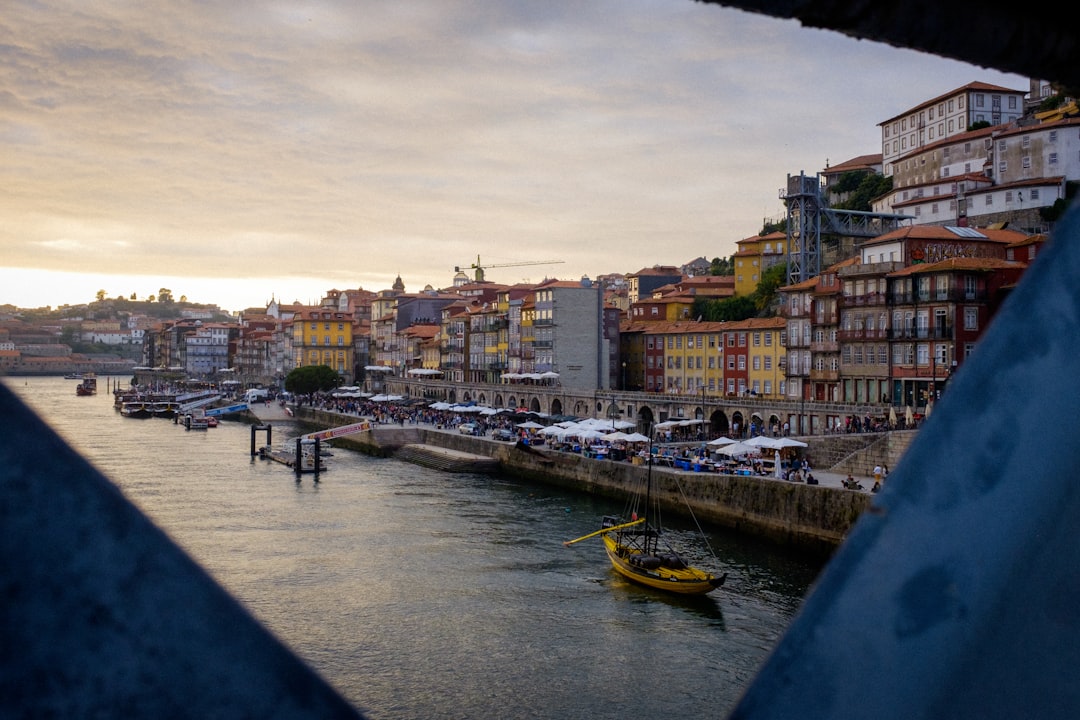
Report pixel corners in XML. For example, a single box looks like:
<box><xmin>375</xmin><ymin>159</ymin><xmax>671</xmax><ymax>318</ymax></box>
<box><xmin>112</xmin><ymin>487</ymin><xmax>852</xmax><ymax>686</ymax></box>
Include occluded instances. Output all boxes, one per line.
<box><xmin>4</xmin><ymin>376</ymin><xmax>822</xmax><ymax>720</ymax></box>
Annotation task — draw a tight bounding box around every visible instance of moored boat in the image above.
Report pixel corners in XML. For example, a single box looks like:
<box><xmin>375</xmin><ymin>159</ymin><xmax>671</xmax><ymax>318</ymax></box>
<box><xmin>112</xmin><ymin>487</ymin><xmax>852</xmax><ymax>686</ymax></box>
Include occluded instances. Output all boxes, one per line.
<box><xmin>564</xmin><ymin>434</ymin><xmax>726</xmax><ymax>595</ymax></box>
<box><xmin>120</xmin><ymin>402</ymin><xmax>153</xmax><ymax>419</ymax></box>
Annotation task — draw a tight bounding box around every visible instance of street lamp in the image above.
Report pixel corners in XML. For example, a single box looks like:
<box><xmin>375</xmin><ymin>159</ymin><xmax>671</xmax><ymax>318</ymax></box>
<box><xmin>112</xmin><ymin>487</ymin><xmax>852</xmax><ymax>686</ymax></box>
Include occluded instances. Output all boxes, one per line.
<box><xmin>607</xmin><ymin>402</ymin><xmax>621</xmax><ymax>430</ymax></box>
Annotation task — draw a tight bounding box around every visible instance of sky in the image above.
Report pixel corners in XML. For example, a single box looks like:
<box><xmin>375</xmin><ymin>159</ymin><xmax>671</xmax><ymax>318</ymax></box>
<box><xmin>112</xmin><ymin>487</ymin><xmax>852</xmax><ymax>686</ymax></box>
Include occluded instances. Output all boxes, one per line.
<box><xmin>1</xmin><ymin>1</ymin><xmax>1029</xmax><ymax>313</ymax></box>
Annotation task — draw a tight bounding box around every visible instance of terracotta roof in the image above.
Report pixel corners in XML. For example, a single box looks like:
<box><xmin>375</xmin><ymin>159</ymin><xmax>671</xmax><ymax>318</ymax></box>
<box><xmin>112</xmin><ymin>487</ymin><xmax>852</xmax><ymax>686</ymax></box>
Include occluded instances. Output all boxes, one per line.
<box><xmin>878</xmin><ymin>81</ymin><xmax>1027</xmax><ymax>125</ymax></box>
<box><xmin>887</xmin><ymin>257</ymin><xmax>1028</xmax><ymax>276</ymax></box>
<box><xmin>823</xmin><ymin>153</ymin><xmax>883</xmax><ymax>173</ymax></box>
<box><xmin>866</xmin><ymin>225</ymin><xmax>1029</xmax><ymax>246</ymax></box>
<box><xmin>722</xmin><ymin>316</ymin><xmax>787</xmax><ymax>331</ymax></box>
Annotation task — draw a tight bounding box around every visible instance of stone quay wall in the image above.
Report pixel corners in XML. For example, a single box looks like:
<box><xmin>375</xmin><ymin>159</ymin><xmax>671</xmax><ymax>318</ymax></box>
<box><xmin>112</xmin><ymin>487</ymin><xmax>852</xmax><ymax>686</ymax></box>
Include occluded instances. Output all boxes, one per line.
<box><xmin>292</xmin><ymin>408</ymin><xmax>870</xmax><ymax>558</ymax></box>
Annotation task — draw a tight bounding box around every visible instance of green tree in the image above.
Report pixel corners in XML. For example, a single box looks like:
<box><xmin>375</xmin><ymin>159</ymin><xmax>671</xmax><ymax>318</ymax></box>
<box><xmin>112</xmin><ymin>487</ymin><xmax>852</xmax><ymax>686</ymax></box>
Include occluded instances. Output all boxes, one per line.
<box><xmin>831</xmin><ymin>171</ymin><xmax>893</xmax><ymax>212</ymax></box>
<box><xmin>158</xmin><ymin>288</ymin><xmax>174</xmax><ymax>303</ymax></box>
<box><xmin>708</xmin><ymin>256</ymin><xmax>733</xmax><ymax>275</ymax></box>
<box><xmin>96</xmin><ymin>289</ymin><xmax>107</xmax><ymax>303</ymax></box>
<box><xmin>285</xmin><ymin>365</ymin><xmax>341</xmax><ymax>395</ymax></box>
<box><xmin>752</xmin><ymin>262</ymin><xmax>788</xmax><ymax>313</ymax></box>
<box><xmin>693</xmin><ymin>294</ymin><xmax>756</xmax><ymax>322</ymax></box>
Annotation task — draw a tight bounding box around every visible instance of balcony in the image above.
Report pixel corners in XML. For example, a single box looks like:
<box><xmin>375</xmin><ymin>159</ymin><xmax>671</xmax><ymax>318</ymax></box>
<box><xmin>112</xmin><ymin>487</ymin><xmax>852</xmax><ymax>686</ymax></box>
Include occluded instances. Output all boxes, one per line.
<box><xmin>838</xmin><ymin>292</ymin><xmax>887</xmax><ymax>307</ymax></box>
<box><xmin>836</xmin><ymin>328</ymin><xmax>890</xmax><ymax>341</ymax></box>
<box><xmin>810</xmin><ymin>369</ymin><xmax>840</xmax><ymax>381</ymax></box>
<box><xmin>888</xmin><ymin>326</ymin><xmax>954</xmax><ymax>340</ymax></box>
<box><xmin>810</xmin><ymin>340</ymin><xmax>839</xmax><ymax>353</ymax></box>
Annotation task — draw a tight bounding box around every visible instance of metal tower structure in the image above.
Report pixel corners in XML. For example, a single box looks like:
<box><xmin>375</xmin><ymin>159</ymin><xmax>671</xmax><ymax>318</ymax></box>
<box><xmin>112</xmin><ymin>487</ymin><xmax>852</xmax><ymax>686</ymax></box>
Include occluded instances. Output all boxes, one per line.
<box><xmin>783</xmin><ymin>171</ymin><xmax>913</xmax><ymax>286</ymax></box>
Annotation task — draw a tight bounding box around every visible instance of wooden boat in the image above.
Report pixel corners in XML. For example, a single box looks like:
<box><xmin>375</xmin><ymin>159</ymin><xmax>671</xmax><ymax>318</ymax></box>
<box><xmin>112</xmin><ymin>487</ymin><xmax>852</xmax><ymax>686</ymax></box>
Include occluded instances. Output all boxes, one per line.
<box><xmin>564</xmin><ymin>440</ymin><xmax>726</xmax><ymax>595</ymax></box>
<box><xmin>75</xmin><ymin>373</ymin><xmax>97</xmax><ymax>396</ymax></box>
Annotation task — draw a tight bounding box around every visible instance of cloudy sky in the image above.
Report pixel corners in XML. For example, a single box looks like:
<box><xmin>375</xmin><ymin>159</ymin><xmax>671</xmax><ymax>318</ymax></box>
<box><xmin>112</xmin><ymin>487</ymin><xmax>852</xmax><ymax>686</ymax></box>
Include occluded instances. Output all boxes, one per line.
<box><xmin>1</xmin><ymin>1</ymin><xmax>1027</xmax><ymax>312</ymax></box>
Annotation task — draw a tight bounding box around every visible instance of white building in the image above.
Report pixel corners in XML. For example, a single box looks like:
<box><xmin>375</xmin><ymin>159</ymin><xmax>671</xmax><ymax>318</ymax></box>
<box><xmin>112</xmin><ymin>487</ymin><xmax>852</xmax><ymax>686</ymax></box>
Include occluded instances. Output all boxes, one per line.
<box><xmin>879</xmin><ymin>81</ymin><xmax>1027</xmax><ymax>178</ymax></box>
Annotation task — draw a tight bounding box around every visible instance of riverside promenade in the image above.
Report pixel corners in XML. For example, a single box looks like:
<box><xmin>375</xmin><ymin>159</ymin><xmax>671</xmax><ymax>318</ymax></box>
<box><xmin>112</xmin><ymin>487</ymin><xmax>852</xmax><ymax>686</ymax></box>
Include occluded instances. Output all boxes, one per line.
<box><xmin>253</xmin><ymin>402</ymin><xmax>878</xmax><ymax>556</ymax></box>
<box><xmin>245</xmin><ymin>399</ymin><xmax>870</xmax><ymax>492</ymax></box>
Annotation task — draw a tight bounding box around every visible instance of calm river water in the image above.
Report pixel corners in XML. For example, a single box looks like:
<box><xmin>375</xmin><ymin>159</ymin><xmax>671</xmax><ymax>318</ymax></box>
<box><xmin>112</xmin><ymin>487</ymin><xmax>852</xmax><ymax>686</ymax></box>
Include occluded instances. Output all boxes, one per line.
<box><xmin>5</xmin><ymin>376</ymin><xmax>822</xmax><ymax>720</ymax></box>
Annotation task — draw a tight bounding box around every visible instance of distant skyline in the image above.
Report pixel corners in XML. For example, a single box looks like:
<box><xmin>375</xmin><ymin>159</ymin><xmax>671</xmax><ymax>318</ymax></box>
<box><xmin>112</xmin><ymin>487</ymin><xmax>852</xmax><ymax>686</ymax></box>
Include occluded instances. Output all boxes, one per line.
<box><xmin>2</xmin><ymin>1</ymin><xmax>1029</xmax><ymax>312</ymax></box>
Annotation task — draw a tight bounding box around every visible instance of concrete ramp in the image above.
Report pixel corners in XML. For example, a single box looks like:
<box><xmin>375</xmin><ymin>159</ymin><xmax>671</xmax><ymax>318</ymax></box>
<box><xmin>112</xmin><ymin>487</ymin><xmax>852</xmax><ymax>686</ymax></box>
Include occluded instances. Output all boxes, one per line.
<box><xmin>394</xmin><ymin>444</ymin><xmax>501</xmax><ymax>473</ymax></box>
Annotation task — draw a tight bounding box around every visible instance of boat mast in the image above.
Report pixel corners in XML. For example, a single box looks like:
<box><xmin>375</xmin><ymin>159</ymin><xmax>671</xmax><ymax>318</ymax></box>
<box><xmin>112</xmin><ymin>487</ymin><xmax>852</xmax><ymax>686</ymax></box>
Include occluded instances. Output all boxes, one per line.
<box><xmin>644</xmin><ymin>425</ymin><xmax>654</xmax><ymax>555</ymax></box>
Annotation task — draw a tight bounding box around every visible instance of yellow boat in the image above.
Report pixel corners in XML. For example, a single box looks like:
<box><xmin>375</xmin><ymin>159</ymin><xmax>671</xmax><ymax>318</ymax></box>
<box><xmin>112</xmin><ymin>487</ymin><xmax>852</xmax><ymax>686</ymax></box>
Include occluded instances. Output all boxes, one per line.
<box><xmin>564</xmin><ymin>451</ymin><xmax>726</xmax><ymax>595</ymax></box>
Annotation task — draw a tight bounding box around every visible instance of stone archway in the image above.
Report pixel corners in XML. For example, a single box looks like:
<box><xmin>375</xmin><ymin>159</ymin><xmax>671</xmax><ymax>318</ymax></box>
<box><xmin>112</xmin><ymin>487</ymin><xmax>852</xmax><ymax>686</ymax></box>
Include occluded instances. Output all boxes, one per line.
<box><xmin>550</xmin><ymin>398</ymin><xmax>563</xmax><ymax>416</ymax></box>
<box><xmin>707</xmin><ymin>409</ymin><xmax>729</xmax><ymax>435</ymax></box>
<box><xmin>448</xmin><ymin>389</ymin><xmax>457</xmax><ymax>404</ymax></box>
<box><xmin>508</xmin><ymin>396</ymin><xmax>518</xmax><ymax>409</ymax></box>
<box><xmin>463</xmin><ymin>391</ymin><xmax>472</xmax><ymax>403</ymax></box>
<box><xmin>731</xmin><ymin>411</ymin><xmax>745</xmax><ymax>438</ymax></box>
<box><xmin>637</xmin><ymin>406</ymin><xmax>656</xmax><ymax>435</ymax></box>
<box><xmin>530</xmin><ymin>397</ymin><xmax>541</xmax><ymax>413</ymax></box>
<box><xmin>478</xmin><ymin>393</ymin><xmax>487</xmax><ymax>406</ymax></box>
<box><xmin>494</xmin><ymin>394</ymin><xmax>504</xmax><ymax>408</ymax></box>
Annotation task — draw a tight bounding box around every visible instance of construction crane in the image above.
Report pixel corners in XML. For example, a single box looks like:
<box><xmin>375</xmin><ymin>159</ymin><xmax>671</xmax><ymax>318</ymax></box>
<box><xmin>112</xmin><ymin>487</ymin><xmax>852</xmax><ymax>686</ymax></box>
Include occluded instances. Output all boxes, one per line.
<box><xmin>454</xmin><ymin>255</ymin><xmax>564</xmax><ymax>283</ymax></box>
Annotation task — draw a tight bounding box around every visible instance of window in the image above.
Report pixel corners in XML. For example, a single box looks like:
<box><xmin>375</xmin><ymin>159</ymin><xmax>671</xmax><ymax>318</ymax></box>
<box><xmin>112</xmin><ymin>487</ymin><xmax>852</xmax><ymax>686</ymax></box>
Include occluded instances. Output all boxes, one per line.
<box><xmin>964</xmin><ymin>307</ymin><xmax>978</xmax><ymax>331</ymax></box>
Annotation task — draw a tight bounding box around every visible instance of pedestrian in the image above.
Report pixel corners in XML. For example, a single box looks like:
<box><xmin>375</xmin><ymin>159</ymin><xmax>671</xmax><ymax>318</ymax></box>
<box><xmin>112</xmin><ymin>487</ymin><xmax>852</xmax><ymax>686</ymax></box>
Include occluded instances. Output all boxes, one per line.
<box><xmin>873</xmin><ymin>463</ymin><xmax>883</xmax><ymax>492</ymax></box>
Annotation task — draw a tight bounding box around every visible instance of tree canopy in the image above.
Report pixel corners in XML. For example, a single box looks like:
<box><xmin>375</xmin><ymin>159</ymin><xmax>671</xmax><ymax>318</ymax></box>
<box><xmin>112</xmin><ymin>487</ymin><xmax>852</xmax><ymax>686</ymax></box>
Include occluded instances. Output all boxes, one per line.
<box><xmin>692</xmin><ymin>261</ymin><xmax>789</xmax><ymax>321</ymax></box>
<box><xmin>285</xmin><ymin>365</ymin><xmax>341</xmax><ymax>395</ymax></box>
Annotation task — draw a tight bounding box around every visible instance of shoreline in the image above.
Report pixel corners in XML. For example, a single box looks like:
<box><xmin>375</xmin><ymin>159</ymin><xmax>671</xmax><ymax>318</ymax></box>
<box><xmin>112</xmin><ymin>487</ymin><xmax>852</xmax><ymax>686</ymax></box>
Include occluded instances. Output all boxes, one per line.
<box><xmin>256</xmin><ymin>403</ymin><xmax>875</xmax><ymax>559</ymax></box>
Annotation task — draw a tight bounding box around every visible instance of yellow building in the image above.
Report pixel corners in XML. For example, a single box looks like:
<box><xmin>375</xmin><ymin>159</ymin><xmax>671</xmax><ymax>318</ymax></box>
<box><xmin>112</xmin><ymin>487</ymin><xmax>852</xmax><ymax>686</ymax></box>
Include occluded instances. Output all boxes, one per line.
<box><xmin>644</xmin><ymin>321</ymin><xmax>727</xmax><ymax>396</ymax></box>
<box><xmin>291</xmin><ymin>307</ymin><xmax>355</xmax><ymax>381</ymax></box>
<box><xmin>733</xmin><ymin>231</ymin><xmax>789</xmax><ymax>297</ymax></box>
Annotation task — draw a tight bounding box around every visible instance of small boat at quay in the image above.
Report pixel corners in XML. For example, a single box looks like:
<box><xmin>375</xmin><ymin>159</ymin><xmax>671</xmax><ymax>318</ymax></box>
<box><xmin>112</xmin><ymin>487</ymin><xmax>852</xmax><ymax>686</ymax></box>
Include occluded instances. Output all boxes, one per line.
<box><xmin>564</xmin><ymin>434</ymin><xmax>727</xmax><ymax>595</ymax></box>
<box><xmin>120</xmin><ymin>401</ymin><xmax>152</xmax><ymax>419</ymax></box>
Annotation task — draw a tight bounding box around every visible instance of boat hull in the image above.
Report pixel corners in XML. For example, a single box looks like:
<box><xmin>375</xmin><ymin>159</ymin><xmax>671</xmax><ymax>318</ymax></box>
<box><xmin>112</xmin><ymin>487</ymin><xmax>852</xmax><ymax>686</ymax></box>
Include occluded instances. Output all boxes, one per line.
<box><xmin>602</xmin><ymin>534</ymin><xmax>723</xmax><ymax>595</ymax></box>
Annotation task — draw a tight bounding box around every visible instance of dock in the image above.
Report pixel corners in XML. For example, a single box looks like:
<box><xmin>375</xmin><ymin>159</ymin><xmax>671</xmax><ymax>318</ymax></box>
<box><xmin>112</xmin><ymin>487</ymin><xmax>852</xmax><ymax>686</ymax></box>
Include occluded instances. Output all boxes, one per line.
<box><xmin>258</xmin><ymin>443</ymin><xmax>328</xmax><ymax>473</ymax></box>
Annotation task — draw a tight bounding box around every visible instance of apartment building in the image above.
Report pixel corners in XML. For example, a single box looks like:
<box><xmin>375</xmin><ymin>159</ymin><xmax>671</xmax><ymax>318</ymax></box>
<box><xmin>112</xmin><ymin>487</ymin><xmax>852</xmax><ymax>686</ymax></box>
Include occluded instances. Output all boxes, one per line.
<box><xmin>880</xmin><ymin>81</ymin><xmax>1027</xmax><ymax>177</ymax></box>
<box><xmin>291</xmin><ymin>307</ymin><xmax>355</xmax><ymax>382</ymax></box>
<box><xmin>733</xmin><ymin>231</ymin><xmax>788</xmax><ymax>297</ymax></box>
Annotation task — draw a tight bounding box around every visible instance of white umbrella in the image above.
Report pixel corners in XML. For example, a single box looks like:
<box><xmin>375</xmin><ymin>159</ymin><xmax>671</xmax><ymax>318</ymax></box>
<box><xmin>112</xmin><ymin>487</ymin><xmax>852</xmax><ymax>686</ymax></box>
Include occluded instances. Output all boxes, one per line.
<box><xmin>622</xmin><ymin>432</ymin><xmax>651</xmax><ymax>443</ymax></box>
<box><xmin>516</xmin><ymin>421</ymin><xmax>546</xmax><ymax>429</ymax></box>
<box><xmin>773</xmin><ymin>437</ymin><xmax>808</xmax><ymax>448</ymax></box>
<box><xmin>744</xmin><ymin>435</ymin><xmax>783</xmax><ymax>449</ymax></box>
<box><xmin>707</xmin><ymin>436</ymin><xmax>737</xmax><ymax>446</ymax></box>
<box><xmin>716</xmin><ymin>442</ymin><xmax>754</xmax><ymax>457</ymax></box>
